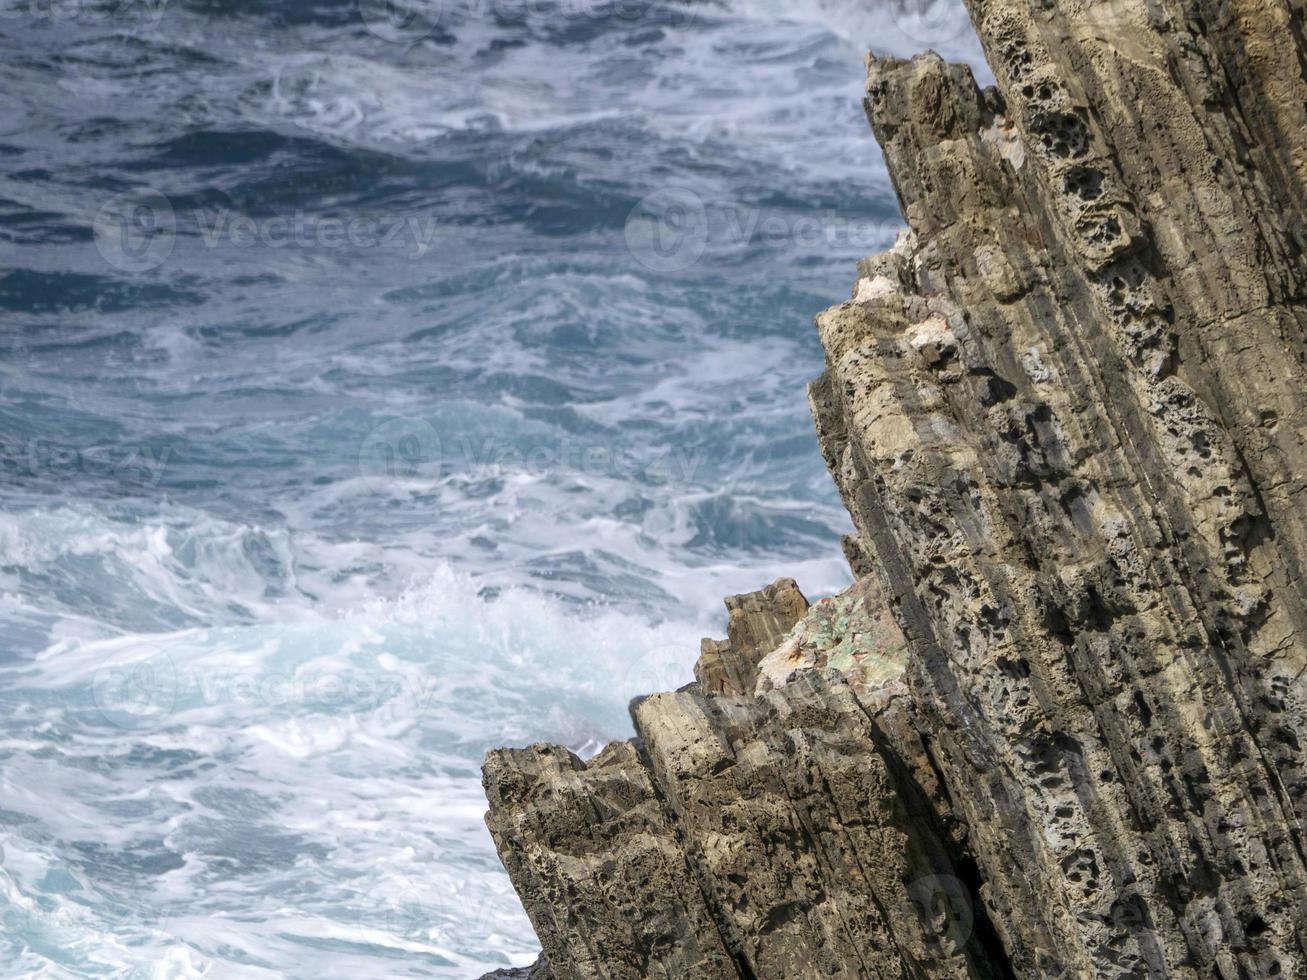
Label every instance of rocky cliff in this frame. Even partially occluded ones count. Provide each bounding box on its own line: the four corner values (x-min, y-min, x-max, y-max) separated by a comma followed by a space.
480, 0, 1307, 975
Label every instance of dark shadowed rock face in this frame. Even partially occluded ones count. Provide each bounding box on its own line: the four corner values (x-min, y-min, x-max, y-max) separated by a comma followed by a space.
481, 0, 1307, 975
479, 956, 552, 979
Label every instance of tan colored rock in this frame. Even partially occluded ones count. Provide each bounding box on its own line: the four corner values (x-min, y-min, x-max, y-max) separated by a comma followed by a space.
483, 0, 1307, 975
482, 740, 741, 980
693, 577, 810, 696
485, 578, 1006, 978
631, 671, 1004, 980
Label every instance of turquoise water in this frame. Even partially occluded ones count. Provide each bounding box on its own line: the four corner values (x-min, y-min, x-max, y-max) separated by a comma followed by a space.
0, 1, 983, 975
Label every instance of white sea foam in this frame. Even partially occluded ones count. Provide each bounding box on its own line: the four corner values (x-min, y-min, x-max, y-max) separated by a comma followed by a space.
3, 517, 717, 975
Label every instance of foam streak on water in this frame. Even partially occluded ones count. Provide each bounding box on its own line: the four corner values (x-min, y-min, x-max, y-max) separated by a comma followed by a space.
0, 0, 983, 974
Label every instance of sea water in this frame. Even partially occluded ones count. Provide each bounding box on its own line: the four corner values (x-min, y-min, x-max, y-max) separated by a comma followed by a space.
0, 0, 984, 975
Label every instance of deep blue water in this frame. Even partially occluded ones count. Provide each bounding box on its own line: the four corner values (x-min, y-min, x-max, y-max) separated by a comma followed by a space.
0, 0, 982, 975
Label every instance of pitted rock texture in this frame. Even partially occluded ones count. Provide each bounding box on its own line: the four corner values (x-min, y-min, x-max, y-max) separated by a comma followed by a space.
485, 581, 1005, 979
478, 957, 551, 980
483, 739, 741, 980
483, 0, 1307, 976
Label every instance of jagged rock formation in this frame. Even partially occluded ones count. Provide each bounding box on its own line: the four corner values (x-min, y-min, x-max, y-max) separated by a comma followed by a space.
481, 0, 1307, 975
483, 581, 1006, 980
478, 960, 551, 980
693, 577, 811, 696
480, 966, 551, 980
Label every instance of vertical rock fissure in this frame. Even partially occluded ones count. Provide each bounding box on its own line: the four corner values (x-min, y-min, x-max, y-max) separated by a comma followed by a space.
629, 728, 757, 980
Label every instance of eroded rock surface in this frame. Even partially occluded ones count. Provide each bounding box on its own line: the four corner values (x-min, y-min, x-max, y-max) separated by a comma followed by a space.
694, 577, 810, 696
484, 580, 1005, 979
482, 0, 1307, 975
478, 957, 551, 980
755, 573, 908, 696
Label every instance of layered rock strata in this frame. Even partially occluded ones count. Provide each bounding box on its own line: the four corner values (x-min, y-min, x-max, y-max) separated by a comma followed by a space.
481, 0, 1307, 975
484, 579, 1007, 979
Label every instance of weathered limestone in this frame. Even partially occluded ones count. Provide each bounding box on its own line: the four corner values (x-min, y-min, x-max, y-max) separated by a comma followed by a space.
482, 0, 1307, 975
755, 574, 908, 696
694, 577, 810, 696
483, 739, 740, 980
479, 958, 551, 980
484, 580, 1006, 979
